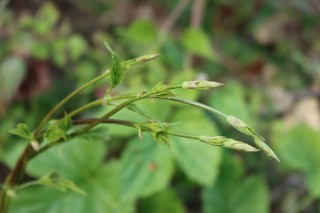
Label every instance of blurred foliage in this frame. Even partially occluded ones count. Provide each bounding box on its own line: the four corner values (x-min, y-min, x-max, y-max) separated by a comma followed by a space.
0, 0, 320, 212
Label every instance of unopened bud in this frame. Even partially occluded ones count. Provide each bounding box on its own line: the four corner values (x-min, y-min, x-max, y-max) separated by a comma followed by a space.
123, 54, 160, 68
199, 136, 226, 145
199, 136, 259, 152
182, 80, 223, 90
254, 138, 280, 163
222, 139, 259, 152
31, 140, 40, 152
226, 115, 266, 142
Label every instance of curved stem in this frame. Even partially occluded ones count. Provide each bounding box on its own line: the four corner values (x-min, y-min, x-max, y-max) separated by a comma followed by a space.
16, 181, 39, 191
69, 99, 103, 117
157, 97, 227, 118
34, 70, 110, 136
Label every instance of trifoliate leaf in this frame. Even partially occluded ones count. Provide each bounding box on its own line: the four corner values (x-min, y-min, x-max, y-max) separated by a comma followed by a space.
38, 172, 86, 196
9, 123, 33, 141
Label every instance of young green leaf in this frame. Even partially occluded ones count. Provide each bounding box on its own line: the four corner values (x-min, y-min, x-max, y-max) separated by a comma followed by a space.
44, 114, 72, 143
105, 42, 126, 89
149, 81, 175, 98
38, 172, 86, 196
9, 123, 33, 141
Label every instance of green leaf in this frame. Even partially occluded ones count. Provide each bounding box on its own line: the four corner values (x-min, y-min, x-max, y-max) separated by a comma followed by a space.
139, 189, 186, 213
11, 161, 134, 213
38, 172, 86, 196
68, 35, 88, 60
272, 124, 320, 172
306, 170, 320, 197
148, 80, 174, 98
121, 134, 174, 199
11, 129, 135, 213
117, 19, 157, 45
44, 114, 72, 143
203, 176, 269, 213
105, 42, 126, 89
9, 123, 33, 141
0, 57, 26, 103
272, 123, 320, 197
34, 2, 59, 35
181, 28, 216, 60
170, 108, 222, 187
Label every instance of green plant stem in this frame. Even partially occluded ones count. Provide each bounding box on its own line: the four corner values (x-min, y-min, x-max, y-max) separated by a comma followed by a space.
68, 85, 182, 118
165, 131, 199, 140
34, 70, 110, 137
69, 99, 103, 117
157, 97, 227, 118
0, 189, 10, 213
68, 93, 139, 117
73, 118, 136, 128
73, 118, 201, 141
16, 181, 39, 191
0, 144, 33, 213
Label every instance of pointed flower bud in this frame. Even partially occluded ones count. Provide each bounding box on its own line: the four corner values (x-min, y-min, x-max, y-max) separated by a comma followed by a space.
254, 138, 280, 163
199, 136, 259, 152
222, 139, 260, 152
226, 115, 266, 141
182, 80, 223, 90
123, 54, 160, 68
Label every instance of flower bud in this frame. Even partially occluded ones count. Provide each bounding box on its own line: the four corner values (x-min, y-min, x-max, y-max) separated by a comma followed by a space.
254, 138, 280, 163
199, 136, 259, 152
222, 139, 259, 152
31, 140, 40, 152
226, 115, 266, 142
199, 136, 226, 145
182, 80, 223, 90
123, 54, 160, 68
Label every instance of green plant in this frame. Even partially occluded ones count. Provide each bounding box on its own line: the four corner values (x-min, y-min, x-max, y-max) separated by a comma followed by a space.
0, 44, 279, 213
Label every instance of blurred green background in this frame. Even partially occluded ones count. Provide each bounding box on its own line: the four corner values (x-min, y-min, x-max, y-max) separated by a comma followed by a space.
0, 0, 320, 212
